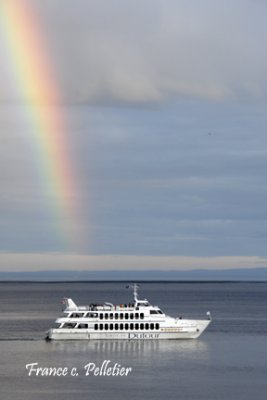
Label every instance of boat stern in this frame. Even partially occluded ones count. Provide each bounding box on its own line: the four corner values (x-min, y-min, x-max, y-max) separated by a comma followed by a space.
45, 329, 53, 341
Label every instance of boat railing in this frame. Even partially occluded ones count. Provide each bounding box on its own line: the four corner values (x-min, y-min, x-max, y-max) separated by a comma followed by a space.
77, 303, 137, 312
78, 306, 91, 311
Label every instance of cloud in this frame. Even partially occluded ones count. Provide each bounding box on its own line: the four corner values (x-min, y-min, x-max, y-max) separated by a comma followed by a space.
1, 1, 267, 270
1, 0, 267, 105
0, 251, 267, 272
1, 100, 267, 258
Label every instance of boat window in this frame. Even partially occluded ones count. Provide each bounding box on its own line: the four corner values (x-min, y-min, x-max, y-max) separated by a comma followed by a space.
145, 323, 149, 330
150, 323, 154, 330
110, 324, 113, 330
115, 323, 119, 330
105, 313, 109, 320
137, 302, 149, 307
120, 323, 124, 330
78, 323, 88, 329
130, 323, 134, 330
110, 313, 113, 320
130, 313, 134, 320
87, 312, 98, 318
63, 323, 76, 329
135, 313, 139, 319
100, 324, 103, 330
94, 324, 98, 330
125, 313, 129, 320
140, 323, 144, 330
135, 323, 139, 330
140, 313, 144, 319
156, 323, 160, 330
125, 323, 129, 330
115, 313, 119, 320
120, 313, 124, 320
105, 323, 108, 330
157, 310, 163, 314
70, 313, 83, 318
99, 313, 103, 320
150, 310, 158, 315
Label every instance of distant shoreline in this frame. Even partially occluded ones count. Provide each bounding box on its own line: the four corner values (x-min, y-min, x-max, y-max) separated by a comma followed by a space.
0, 267, 267, 282
1, 280, 265, 282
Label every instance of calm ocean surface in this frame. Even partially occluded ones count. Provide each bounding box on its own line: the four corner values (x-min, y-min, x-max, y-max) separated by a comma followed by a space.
0, 281, 267, 400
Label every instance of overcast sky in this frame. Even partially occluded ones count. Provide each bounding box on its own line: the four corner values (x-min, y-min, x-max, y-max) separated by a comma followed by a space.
1, 0, 267, 273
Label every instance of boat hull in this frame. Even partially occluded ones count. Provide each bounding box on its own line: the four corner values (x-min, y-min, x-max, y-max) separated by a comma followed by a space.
47, 320, 210, 341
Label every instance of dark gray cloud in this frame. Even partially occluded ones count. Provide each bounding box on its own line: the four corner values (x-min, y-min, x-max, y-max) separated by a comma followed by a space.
1, 96, 267, 260
62, 99, 267, 258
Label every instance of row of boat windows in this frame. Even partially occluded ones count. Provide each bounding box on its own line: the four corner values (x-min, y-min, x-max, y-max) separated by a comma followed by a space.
62, 323, 160, 330
94, 323, 160, 331
69, 312, 145, 320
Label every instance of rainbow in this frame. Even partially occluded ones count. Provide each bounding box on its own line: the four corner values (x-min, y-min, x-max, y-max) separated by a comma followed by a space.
0, 0, 83, 250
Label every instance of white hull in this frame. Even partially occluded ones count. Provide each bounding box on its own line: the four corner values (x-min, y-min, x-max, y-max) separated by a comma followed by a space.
47, 320, 210, 341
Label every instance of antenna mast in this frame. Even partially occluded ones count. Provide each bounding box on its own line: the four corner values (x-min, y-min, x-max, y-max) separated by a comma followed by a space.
133, 283, 139, 303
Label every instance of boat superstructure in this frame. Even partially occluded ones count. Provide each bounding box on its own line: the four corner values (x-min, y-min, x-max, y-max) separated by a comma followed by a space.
46, 284, 211, 340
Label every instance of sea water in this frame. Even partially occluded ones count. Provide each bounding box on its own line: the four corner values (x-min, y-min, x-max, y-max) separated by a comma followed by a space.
0, 281, 266, 400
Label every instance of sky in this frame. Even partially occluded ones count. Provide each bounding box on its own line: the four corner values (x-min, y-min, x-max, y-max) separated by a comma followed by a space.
1, 0, 267, 275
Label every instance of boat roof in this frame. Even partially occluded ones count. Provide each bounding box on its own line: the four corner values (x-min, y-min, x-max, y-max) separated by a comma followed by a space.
62, 284, 160, 312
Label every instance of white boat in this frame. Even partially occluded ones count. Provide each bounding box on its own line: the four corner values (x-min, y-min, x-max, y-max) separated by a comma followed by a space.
46, 284, 211, 340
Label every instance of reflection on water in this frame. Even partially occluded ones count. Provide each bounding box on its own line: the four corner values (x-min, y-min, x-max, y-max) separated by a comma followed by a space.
49, 338, 209, 360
